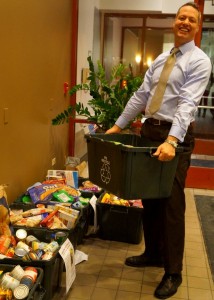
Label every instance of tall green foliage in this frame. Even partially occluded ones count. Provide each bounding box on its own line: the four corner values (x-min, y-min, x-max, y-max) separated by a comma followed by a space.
52, 56, 143, 130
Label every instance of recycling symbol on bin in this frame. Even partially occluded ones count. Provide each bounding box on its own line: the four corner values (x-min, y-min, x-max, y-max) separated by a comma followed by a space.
100, 156, 111, 184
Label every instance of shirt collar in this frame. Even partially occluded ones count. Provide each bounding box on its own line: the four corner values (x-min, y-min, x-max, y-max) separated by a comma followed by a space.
177, 40, 195, 55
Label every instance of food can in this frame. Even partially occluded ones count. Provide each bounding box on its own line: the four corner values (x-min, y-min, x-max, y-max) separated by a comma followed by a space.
13, 284, 29, 300
42, 251, 53, 260
55, 231, 67, 245
15, 229, 27, 241
10, 265, 25, 281
1, 273, 20, 291
31, 241, 48, 251
44, 241, 59, 253
25, 235, 39, 247
35, 249, 45, 259
22, 253, 31, 261
0, 287, 13, 300
28, 251, 38, 261
0, 236, 11, 255
14, 248, 28, 258
28, 249, 44, 260
20, 276, 34, 289
24, 267, 38, 282
16, 241, 30, 253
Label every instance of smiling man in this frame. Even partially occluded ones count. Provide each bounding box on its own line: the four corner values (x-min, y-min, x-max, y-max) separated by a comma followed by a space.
106, 2, 212, 299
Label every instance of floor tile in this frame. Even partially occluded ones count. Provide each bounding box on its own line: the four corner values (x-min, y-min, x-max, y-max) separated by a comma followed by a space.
187, 276, 211, 289
100, 265, 123, 278
91, 287, 117, 300
96, 275, 120, 289
188, 287, 213, 300
122, 266, 144, 281
116, 290, 141, 300
186, 265, 209, 278
66, 285, 94, 299
118, 278, 142, 293
73, 273, 98, 286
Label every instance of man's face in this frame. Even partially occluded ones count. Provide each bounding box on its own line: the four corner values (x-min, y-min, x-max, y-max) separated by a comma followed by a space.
173, 6, 200, 46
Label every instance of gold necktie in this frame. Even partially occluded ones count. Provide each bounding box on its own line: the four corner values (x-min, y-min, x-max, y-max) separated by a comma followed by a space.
149, 48, 179, 114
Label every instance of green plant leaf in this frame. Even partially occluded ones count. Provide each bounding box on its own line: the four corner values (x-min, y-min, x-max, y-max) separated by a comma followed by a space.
52, 56, 143, 130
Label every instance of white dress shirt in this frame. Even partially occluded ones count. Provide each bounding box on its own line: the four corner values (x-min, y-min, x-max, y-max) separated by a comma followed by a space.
116, 40, 212, 142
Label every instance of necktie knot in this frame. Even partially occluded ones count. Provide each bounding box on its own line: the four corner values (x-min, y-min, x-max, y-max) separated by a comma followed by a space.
171, 47, 180, 55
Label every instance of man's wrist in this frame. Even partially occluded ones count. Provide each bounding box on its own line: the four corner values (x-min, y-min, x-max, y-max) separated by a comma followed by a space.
164, 139, 178, 148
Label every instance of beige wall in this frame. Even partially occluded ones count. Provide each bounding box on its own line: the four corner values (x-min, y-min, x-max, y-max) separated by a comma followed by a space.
0, 0, 72, 202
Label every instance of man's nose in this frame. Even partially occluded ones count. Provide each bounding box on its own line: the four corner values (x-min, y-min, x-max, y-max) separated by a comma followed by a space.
183, 18, 190, 25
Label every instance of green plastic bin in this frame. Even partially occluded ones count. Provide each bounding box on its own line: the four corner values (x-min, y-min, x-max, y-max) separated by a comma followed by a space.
85, 133, 182, 200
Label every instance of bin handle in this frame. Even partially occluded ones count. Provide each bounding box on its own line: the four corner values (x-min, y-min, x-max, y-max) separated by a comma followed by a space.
149, 147, 158, 157
110, 206, 128, 214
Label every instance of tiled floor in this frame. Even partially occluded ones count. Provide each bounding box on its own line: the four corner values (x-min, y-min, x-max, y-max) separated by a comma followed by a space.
54, 188, 214, 300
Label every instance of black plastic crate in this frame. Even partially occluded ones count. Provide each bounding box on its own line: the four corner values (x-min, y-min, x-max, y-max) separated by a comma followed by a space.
0, 227, 67, 300
96, 194, 143, 244
10, 202, 80, 250
0, 264, 45, 300
85, 133, 182, 200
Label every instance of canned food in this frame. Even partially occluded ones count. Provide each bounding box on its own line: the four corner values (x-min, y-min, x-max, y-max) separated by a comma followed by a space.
14, 248, 27, 258
35, 249, 45, 259
55, 231, 67, 244
13, 284, 29, 300
22, 253, 31, 261
1, 273, 20, 291
20, 276, 34, 289
15, 229, 27, 241
10, 265, 25, 281
25, 235, 39, 247
42, 251, 53, 260
28, 251, 38, 261
44, 241, 59, 253
24, 267, 38, 282
16, 241, 30, 253
31, 241, 48, 251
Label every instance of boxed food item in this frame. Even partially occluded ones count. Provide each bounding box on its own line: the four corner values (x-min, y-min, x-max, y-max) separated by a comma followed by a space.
85, 134, 182, 200
46, 170, 79, 189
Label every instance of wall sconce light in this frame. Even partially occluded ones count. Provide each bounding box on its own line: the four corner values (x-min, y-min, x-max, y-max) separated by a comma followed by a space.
146, 57, 153, 67
212, 0, 214, 6
135, 54, 141, 64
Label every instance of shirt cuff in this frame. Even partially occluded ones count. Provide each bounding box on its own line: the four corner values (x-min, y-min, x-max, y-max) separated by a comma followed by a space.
169, 124, 186, 143
115, 116, 128, 129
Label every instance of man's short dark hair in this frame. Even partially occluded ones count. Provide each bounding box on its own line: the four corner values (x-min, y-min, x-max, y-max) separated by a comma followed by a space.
177, 2, 201, 23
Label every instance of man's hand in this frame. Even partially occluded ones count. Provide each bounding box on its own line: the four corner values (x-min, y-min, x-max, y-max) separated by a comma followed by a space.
105, 125, 121, 134
152, 142, 176, 161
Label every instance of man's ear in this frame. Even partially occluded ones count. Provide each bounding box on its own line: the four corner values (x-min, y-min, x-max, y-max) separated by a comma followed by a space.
196, 24, 200, 33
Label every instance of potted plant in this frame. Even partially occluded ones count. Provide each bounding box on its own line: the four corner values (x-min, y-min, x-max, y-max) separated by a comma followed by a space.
52, 56, 143, 131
